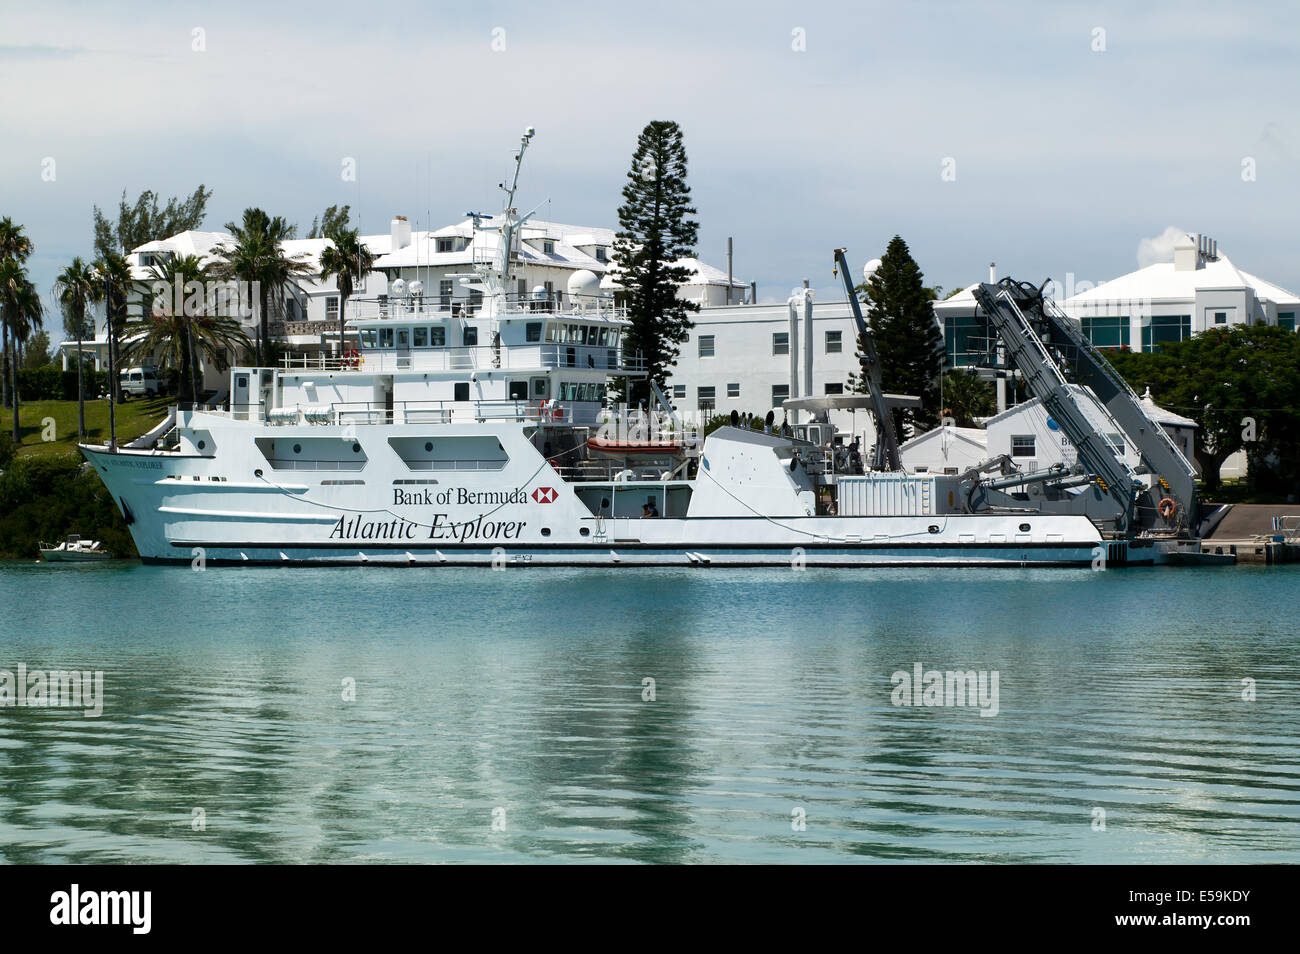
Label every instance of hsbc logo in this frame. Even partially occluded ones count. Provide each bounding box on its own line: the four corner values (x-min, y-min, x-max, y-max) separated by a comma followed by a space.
531, 487, 558, 504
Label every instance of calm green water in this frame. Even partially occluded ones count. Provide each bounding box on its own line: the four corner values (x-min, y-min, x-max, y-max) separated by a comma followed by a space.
0, 562, 1297, 864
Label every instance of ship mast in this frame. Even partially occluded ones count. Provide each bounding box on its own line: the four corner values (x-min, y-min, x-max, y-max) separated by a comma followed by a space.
493, 126, 536, 304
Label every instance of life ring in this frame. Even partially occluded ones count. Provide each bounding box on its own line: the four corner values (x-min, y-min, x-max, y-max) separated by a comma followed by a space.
1158, 497, 1177, 519
343, 349, 362, 369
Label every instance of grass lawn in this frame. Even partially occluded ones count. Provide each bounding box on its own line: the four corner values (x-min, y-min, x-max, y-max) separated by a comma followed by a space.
8, 397, 173, 459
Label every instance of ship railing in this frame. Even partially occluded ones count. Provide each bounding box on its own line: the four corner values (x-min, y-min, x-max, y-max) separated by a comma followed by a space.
347, 293, 628, 322
278, 353, 354, 371
322, 344, 642, 374
262, 458, 367, 472
329, 399, 575, 426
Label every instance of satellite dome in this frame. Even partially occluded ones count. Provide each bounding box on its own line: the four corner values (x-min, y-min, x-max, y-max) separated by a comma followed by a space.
864, 259, 883, 281
531, 284, 548, 299
567, 269, 600, 299
408, 280, 423, 297
390, 278, 407, 297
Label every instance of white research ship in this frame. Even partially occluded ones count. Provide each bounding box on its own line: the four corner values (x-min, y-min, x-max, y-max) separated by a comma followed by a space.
81, 130, 1105, 567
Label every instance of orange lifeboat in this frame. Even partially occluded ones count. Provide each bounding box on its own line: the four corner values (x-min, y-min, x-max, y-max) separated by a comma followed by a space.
588, 436, 683, 457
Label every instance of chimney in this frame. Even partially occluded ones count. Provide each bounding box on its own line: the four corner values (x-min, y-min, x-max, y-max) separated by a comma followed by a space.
391, 215, 411, 251
1173, 233, 1198, 271
989, 262, 996, 283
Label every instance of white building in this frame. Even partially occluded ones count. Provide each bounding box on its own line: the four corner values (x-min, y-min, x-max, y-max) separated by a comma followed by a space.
58, 215, 744, 393
898, 425, 988, 474
664, 296, 873, 442
1060, 233, 1300, 351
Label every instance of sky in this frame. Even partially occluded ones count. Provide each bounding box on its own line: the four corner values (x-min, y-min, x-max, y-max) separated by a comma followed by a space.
3, 0, 1298, 313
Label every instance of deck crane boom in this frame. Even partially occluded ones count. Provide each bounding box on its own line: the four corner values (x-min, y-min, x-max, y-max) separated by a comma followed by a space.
832, 248, 902, 471
972, 278, 1199, 536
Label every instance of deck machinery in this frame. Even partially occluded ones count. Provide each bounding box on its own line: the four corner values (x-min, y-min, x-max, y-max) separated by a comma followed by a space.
969, 279, 1199, 539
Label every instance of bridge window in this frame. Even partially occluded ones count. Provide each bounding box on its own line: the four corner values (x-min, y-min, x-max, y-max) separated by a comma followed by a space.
413, 327, 428, 347
525, 322, 542, 342
454, 382, 470, 401
464, 326, 478, 346
379, 327, 394, 348
430, 327, 446, 347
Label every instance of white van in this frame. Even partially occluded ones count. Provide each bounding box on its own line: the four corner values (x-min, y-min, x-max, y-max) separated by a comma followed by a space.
120, 366, 161, 398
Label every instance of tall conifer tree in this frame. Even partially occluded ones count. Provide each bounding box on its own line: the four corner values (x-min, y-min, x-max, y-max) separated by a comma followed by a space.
854, 236, 944, 434
610, 121, 699, 406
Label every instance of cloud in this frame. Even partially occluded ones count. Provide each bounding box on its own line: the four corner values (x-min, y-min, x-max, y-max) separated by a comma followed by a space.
1136, 227, 1187, 268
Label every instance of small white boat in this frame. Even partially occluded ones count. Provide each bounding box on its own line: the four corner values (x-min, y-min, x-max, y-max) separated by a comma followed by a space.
39, 535, 112, 562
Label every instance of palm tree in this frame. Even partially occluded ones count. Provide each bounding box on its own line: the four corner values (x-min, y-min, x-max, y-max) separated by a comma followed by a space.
54, 258, 103, 441
94, 252, 134, 401
121, 255, 250, 403
94, 251, 136, 449
0, 217, 33, 411
0, 260, 43, 443
212, 208, 311, 366
318, 226, 376, 357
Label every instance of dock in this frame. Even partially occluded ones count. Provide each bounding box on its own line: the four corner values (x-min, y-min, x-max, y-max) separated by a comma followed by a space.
1199, 504, 1300, 565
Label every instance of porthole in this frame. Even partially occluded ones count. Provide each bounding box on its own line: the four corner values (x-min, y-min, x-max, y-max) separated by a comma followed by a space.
928, 525, 940, 534
424, 441, 433, 452
1019, 523, 1031, 532
541, 527, 551, 537
197, 439, 207, 450
352, 443, 362, 453
579, 527, 590, 536
293, 443, 302, 454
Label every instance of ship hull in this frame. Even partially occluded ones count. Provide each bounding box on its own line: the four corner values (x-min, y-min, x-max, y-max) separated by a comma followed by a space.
81, 415, 1108, 569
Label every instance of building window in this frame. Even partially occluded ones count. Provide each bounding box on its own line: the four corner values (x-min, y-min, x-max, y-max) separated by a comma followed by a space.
1280, 312, 1296, 332
463, 326, 478, 347
595, 247, 606, 263
825, 330, 842, 353
325, 296, 339, 321
436, 238, 454, 253
944, 312, 994, 367
1214, 311, 1227, 325
673, 384, 686, 399
772, 332, 789, 356
698, 386, 716, 411
698, 334, 715, 358
1010, 435, 1036, 457
727, 382, 740, 398
772, 384, 790, 406
1081, 315, 1129, 350
439, 279, 453, 308
1141, 315, 1190, 352
825, 382, 844, 395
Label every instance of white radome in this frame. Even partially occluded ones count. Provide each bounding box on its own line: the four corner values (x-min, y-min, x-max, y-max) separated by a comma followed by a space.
409, 280, 423, 297
390, 278, 407, 297
864, 259, 883, 281
567, 269, 600, 299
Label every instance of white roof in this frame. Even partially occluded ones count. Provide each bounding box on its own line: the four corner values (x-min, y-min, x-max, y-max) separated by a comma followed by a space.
899, 425, 987, 451
1064, 251, 1300, 308
1138, 387, 1197, 428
